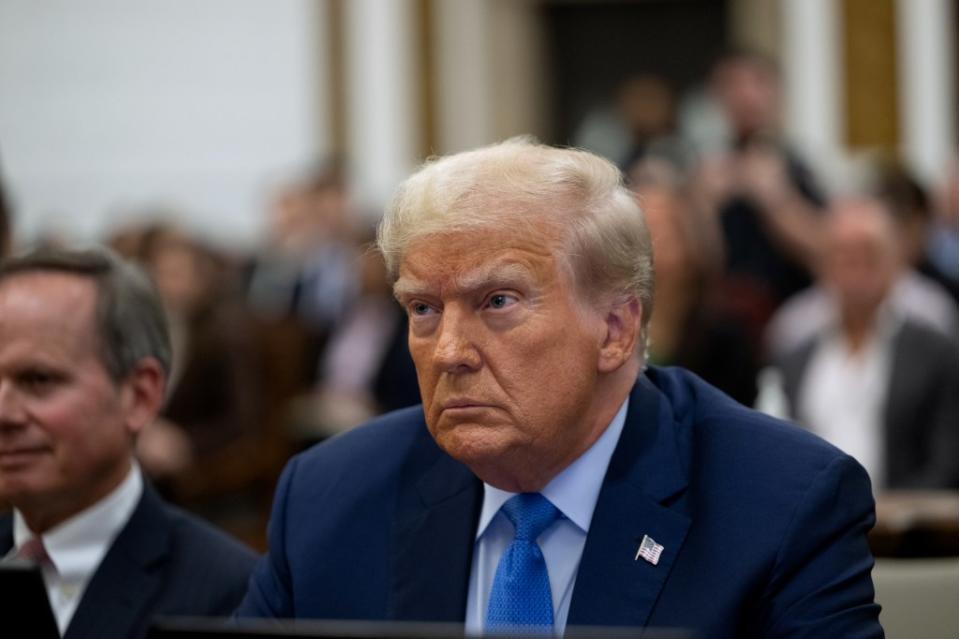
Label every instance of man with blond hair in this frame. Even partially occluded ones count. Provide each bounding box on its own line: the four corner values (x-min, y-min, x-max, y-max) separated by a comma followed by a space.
238, 140, 882, 638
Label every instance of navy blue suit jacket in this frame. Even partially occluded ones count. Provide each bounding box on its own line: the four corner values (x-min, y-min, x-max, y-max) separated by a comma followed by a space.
1, 481, 257, 639
238, 367, 882, 638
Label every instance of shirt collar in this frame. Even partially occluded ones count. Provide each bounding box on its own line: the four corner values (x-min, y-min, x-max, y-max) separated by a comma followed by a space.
14, 461, 143, 580
822, 291, 903, 352
475, 397, 630, 538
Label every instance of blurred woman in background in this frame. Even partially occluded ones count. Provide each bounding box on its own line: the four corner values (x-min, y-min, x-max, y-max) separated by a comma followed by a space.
632, 159, 759, 406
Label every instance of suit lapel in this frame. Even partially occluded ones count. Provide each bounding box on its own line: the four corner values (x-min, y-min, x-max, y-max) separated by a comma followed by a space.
389, 431, 482, 622
568, 373, 691, 628
0, 513, 12, 555
64, 484, 170, 639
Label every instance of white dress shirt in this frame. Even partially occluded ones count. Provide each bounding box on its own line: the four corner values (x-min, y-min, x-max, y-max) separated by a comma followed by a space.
11, 462, 143, 636
465, 398, 629, 635
798, 311, 900, 490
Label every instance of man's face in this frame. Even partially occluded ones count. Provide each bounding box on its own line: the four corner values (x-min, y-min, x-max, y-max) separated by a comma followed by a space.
0, 272, 137, 523
822, 203, 900, 318
714, 59, 779, 137
394, 223, 611, 491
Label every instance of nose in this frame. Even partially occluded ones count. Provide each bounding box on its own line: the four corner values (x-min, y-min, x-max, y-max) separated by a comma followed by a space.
0, 381, 27, 431
433, 306, 482, 374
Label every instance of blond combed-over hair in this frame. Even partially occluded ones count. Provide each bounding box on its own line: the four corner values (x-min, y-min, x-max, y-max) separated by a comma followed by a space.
376, 137, 655, 346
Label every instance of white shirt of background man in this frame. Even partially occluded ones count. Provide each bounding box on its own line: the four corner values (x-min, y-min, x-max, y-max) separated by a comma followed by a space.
10, 462, 143, 635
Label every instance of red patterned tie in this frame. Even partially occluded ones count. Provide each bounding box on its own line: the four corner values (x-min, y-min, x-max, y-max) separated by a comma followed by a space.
15, 537, 52, 567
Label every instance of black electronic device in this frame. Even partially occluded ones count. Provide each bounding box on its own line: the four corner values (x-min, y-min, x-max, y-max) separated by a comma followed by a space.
0, 560, 59, 639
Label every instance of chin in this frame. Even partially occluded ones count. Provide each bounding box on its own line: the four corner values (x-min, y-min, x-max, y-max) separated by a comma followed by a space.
433, 421, 512, 462
433, 424, 538, 488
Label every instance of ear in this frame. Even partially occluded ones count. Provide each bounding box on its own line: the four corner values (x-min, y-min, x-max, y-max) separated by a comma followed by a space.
597, 297, 643, 374
119, 358, 167, 436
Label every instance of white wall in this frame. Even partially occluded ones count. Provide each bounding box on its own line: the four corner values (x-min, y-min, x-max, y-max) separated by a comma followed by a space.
0, 0, 325, 247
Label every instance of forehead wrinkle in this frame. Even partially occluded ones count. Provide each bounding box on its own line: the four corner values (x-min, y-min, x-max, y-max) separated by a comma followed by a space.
453, 261, 536, 294
393, 258, 543, 302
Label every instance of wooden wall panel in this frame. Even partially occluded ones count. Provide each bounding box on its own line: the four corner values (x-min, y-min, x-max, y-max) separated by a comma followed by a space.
842, 0, 899, 151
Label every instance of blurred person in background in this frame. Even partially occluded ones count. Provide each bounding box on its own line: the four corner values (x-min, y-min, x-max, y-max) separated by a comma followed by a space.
928, 160, 959, 285
245, 166, 421, 454
244, 165, 363, 406
878, 163, 959, 305
247, 165, 359, 333
773, 197, 959, 490
631, 160, 758, 405
296, 241, 420, 440
616, 73, 691, 175
766, 167, 959, 360
0, 247, 256, 638
693, 49, 826, 344
134, 224, 263, 491
106, 222, 150, 262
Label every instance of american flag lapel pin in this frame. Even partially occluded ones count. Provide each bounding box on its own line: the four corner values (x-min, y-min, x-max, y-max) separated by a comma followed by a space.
635, 534, 664, 566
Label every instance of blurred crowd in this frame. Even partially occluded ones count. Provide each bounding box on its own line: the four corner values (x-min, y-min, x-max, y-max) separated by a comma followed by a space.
619, 49, 959, 495
2, 49, 959, 548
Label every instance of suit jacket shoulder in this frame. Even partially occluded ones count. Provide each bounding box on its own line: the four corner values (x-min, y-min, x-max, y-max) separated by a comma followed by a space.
239, 405, 482, 621
65, 482, 257, 639
884, 320, 959, 488
775, 318, 959, 488
619, 368, 881, 638
240, 368, 881, 638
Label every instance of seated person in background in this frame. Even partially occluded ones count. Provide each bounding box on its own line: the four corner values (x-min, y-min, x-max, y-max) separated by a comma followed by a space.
244, 168, 366, 428
929, 159, 959, 283
877, 162, 959, 305
695, 49, 827, 344
774, 197, 959, 490
135, 225, 262, 483
631, 162, 758, 406
303, 246, 420, 438
0, 248, 257, 638
766, 167, 959, 360
238, 139, 882, 638
246, 166, 360, 333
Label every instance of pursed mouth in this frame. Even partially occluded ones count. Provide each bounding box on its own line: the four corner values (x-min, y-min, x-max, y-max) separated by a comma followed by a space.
440, 400, 495, 411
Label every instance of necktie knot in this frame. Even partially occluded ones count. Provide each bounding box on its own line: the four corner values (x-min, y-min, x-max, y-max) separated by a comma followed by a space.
15, 537, 52, 567
501, 493, 559, 542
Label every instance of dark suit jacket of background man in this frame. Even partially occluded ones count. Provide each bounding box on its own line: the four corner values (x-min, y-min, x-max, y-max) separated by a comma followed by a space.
1, 482, 257, 639
778, 319, 959, 489
238, 366, 882, 638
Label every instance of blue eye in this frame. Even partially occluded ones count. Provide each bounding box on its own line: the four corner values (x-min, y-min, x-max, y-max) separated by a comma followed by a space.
487, 294, 517, 310
410, 302, 434, 316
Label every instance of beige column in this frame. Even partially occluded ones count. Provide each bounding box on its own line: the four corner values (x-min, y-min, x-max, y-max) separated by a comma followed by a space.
780, 0, 844, 167
432, 0, 494, 154
896, 0, 956, 185
343, 0, 421, 213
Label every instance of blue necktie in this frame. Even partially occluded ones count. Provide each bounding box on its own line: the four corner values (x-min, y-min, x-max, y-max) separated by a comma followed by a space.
486, 493, 560, 633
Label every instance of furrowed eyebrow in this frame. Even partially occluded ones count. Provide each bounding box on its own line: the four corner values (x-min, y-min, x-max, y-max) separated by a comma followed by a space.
392, 279, 426, 301
455, 263, 531, 293
393, 262, 534, 301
